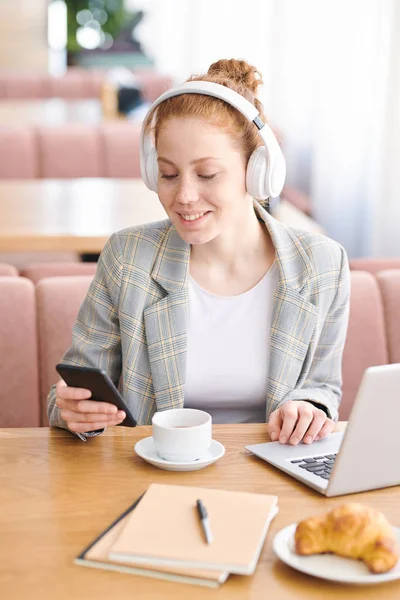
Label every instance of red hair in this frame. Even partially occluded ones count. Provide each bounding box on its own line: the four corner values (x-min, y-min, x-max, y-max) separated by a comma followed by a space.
144, 59, 268, 165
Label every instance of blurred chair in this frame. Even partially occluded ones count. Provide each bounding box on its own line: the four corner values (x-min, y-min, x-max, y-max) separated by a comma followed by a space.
49, 68, 93, 99
349, 258, 400, 275
0, 277, 40, 427
340, 271, 388, 420
0, 69, 174, 101
36, 276, 92, 425
376, 270, 400, 364
89, 70, 109, 98
102, 122, 142, 177
21, 262, 97, 284
0, 264, 18, 276
0, 252, 80, 272
0, 126, 38, 178
38, 124, 103, 178
0, 71, 49, 98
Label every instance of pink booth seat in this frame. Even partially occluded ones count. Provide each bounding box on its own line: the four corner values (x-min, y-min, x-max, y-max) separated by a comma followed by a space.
376, 270, 400, 364
36, 276, 93, 425
0, 69, 174, 101
48, 68, 173, 101
0, 277, 40, 427
0, 252, 80, 272
0, 71, 49, 98
21, 262, 97, 284
349, 258, 400, 275
0, 264, 18, 276
340, 271, 388, 420
37, 124, 104, 178
0, 126, 38, 178
49, 70, 95, 99
102, 121, 142, 177
88, 71, 108, 98
87, 69, 174, 102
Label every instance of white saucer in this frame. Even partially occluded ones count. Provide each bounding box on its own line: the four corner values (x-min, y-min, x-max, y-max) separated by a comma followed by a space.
134, 436, 225, 471
273, 523, 400, 584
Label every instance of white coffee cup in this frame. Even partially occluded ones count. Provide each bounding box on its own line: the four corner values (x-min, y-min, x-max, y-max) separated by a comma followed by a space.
152, 408, 212, 462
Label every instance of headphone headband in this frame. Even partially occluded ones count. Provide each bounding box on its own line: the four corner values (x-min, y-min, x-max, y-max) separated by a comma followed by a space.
145, 80, 260, 122
140, 80, 286, 199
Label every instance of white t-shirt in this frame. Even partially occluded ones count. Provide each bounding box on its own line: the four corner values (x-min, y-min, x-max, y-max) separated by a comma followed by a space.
184, 262, 279, 423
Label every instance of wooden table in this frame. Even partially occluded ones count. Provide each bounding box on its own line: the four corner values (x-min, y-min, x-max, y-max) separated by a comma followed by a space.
0, 99, 103, 125
1, 424, 398, 599
0, 179, 325, 253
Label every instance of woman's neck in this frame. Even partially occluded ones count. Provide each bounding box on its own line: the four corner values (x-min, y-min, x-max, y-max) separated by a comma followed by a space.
189, 204, 276, 296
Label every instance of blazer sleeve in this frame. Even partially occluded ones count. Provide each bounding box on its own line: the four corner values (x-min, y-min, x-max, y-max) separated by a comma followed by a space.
277, 245, 350, 422
47, 233, 123, 436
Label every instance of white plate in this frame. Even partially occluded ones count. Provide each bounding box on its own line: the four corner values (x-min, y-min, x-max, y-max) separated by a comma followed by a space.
273, 523, 400, 584
134, 436, 225, 471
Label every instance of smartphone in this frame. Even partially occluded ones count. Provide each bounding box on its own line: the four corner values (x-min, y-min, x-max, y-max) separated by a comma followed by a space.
56, 363, 137, 427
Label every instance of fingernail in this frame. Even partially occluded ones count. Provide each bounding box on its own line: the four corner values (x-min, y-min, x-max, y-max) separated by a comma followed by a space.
270, 432, 277, 441
117, 411, 126, 420
290, 437, 299, 445
305, 435, 313, 444
280, 436, 287, 444
315, 435, 320, 441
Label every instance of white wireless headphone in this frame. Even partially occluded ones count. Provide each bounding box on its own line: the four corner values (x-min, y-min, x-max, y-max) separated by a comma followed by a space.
139, 80, 286, 200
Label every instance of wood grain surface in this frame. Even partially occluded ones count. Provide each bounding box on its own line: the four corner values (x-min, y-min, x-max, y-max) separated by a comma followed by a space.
1, 423, 399, 599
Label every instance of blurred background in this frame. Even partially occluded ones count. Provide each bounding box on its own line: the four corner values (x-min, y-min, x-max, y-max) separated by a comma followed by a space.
0, 0, 399, 268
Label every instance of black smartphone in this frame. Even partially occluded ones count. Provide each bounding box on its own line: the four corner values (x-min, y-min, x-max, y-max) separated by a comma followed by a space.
55, 363, 137, 427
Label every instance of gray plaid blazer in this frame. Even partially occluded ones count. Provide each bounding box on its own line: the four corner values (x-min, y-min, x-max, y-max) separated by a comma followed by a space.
48, 202, 350, 430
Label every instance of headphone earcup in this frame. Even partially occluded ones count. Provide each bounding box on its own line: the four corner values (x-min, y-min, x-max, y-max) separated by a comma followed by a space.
144, 147, 159, 192
246, 146, 269, 200
246, 145, 286, 200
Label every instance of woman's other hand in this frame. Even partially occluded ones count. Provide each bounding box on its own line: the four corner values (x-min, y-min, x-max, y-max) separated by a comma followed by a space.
267, 400, 335, 445
55, 379, 126, 434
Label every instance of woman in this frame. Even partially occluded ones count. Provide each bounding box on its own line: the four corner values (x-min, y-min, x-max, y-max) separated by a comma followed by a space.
48, 59, 350, 445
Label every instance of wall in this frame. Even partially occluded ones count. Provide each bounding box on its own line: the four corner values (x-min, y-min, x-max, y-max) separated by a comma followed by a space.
0, 0, 48, 70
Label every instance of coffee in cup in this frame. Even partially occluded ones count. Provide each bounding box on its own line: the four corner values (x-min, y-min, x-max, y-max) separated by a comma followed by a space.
152, 408, 212, 462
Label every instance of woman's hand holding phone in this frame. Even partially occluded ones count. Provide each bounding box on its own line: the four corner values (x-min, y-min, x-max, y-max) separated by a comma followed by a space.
55, 379, 126, 434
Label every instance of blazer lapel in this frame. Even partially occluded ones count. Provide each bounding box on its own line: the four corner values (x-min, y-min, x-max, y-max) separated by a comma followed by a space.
143, 225, 190, 412
254, 203, 319, 416
143, 205, 319, 417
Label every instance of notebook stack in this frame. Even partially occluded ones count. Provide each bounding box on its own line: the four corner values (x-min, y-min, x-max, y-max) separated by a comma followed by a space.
75, 483, 279, 588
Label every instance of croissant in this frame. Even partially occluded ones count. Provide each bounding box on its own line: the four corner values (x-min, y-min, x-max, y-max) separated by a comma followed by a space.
295, 503, 399, 574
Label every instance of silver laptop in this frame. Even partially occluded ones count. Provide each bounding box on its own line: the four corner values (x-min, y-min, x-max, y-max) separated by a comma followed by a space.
245, 364, 400, 496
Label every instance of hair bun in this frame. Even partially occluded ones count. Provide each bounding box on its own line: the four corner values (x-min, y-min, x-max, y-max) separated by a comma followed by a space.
207, 58, 263, 96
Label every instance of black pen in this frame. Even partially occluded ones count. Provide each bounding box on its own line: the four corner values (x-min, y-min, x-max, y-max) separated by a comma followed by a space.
196, 499, 213, 544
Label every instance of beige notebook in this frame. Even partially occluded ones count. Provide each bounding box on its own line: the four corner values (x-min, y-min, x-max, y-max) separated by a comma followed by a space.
75, 497, 229, 588
109, 484, 278, 575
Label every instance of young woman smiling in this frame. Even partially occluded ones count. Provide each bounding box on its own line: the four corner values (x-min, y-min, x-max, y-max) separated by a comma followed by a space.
49, 59, 350, 446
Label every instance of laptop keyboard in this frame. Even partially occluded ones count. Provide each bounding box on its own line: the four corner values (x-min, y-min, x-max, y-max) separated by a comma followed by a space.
290, 454, 337, 479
